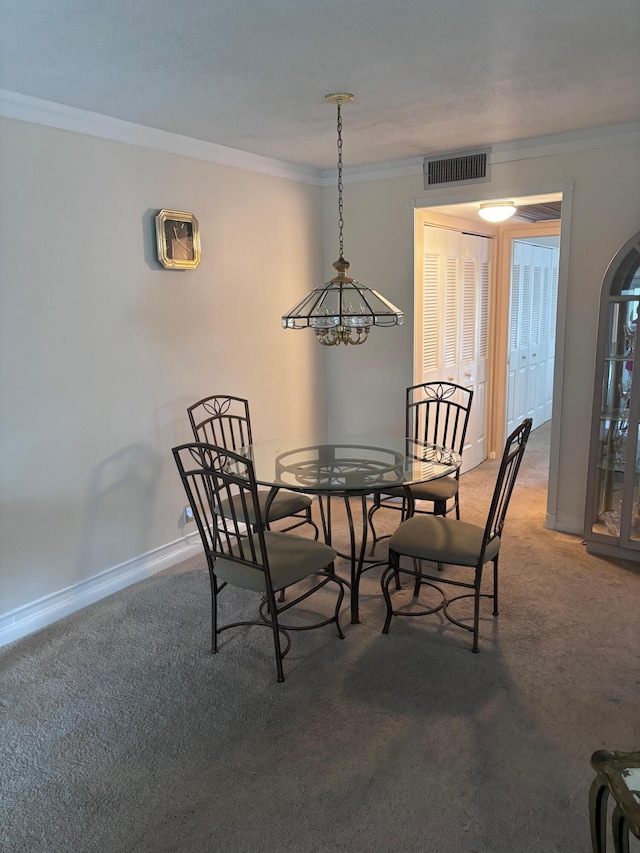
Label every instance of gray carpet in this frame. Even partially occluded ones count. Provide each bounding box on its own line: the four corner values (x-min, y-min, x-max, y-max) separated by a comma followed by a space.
2, 423, 639, 852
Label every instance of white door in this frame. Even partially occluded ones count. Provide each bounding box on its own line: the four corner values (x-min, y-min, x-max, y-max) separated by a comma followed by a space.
506, 247, 528, 434
417, 225, 492, 472
507, 240, 559, 432
546, 255, 559, 422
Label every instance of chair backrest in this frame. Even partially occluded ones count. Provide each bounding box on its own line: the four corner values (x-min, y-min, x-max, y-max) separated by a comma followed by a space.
406, 382, 473, 457
480, 418, 532, 561
187, 395, 253, 450
173, 441, 272, 579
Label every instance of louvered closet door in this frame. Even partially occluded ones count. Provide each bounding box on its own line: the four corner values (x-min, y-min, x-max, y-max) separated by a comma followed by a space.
420, 225, 491, 473
460, 232, 490, 470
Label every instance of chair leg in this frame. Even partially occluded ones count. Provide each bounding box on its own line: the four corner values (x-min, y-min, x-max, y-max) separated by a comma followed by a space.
432, 499, 447, 572
254, 519, 287, 606
612, 805, 631, 853
208, 561, 218, 654
380, 551, 400, 634
412, 558, 422, 596
266, 589, 285, 683
493, 555, 499, 615
380, 569, 393, 634
589, 776, 609, 853
472, 565, 483, 653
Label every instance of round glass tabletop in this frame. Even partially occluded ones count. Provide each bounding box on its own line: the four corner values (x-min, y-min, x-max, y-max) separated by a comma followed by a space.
237, 434, 461, 494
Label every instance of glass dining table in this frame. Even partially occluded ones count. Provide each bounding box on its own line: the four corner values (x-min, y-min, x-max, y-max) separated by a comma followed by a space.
236, 434, 462, 624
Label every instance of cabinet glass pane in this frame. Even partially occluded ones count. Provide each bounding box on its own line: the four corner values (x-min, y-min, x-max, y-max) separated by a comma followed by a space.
592, 417, 625, 537
593, 299, 638, 538
601, 300, 636, 414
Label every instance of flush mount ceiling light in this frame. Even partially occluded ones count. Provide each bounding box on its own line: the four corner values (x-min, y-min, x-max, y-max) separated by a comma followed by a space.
282, 93, 404, 346
477, 202, 517, 223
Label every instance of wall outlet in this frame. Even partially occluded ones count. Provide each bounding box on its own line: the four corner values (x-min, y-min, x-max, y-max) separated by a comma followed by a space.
179, 505, 195, 527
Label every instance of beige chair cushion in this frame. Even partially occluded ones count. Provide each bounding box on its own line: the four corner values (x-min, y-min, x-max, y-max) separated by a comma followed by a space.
214, 531, 336, 592
217, 490, 312, 526
385, 475, 459, 503
389, 514, 500, 566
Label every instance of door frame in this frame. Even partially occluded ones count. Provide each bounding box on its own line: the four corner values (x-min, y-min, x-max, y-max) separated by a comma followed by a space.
412, 180, 574, 532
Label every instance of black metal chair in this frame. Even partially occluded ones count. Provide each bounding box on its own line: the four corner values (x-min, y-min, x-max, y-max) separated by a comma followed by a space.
381, 418, 532, 653
187, 395, 318, 539
173, 442, 345, 682
368, 382, 473, 555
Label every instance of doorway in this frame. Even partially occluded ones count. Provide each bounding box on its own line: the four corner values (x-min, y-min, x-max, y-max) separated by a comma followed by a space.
412, 188, 573, 529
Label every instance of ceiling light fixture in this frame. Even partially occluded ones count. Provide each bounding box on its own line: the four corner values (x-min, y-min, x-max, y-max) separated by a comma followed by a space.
478, 202, 517, 223
282, 93, 404, 346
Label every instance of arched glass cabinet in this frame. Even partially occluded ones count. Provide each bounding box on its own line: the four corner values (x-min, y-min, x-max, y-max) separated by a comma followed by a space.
585, 230, 640, 560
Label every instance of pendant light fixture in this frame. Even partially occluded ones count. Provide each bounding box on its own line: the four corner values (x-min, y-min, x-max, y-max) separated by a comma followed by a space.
282, 93, 404, 346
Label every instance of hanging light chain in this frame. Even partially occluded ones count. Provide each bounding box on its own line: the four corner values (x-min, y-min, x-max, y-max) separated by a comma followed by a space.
280, 92, 403, 346
336, 100, 344, 260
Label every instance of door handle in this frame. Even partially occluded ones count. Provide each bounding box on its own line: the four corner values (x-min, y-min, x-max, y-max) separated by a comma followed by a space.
522, 355, 526, 360
533, 352, 537, 357
464, 371, 472, 378
447, 376, 454, 381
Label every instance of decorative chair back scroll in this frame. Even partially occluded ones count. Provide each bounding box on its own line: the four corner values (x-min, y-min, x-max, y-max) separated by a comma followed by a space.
186, 394, 318, 538
368, 381, 473, 555
187, 395, 253, 452
408, 382, 474, 461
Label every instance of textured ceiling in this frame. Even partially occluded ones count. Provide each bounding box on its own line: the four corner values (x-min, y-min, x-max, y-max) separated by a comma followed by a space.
2, 0, 639, 170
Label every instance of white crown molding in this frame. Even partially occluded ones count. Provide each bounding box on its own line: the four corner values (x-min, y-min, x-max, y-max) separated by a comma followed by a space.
0, 531, 203, 648
490, 123, 640, 163
321, 157, 425, 186
0, 89, 324, 186
323, 122, 640, 184
2, 90, 637, 189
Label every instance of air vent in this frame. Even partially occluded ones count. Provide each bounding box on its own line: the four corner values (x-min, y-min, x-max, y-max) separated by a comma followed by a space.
424, 147, 491, 189
514, 201, 562, 223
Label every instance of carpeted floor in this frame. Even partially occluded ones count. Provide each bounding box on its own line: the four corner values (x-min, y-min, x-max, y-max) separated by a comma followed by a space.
1, 423, 639, 852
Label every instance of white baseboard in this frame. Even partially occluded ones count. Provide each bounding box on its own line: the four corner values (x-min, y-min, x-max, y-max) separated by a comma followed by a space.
544, 511, 584, 536
0, 532, 203, 649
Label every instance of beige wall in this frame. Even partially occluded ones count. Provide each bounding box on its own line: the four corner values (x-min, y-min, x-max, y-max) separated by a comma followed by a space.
2, 114, 639, 636
0, 117, 326, 618
324, 134, 640, 531
324, 174, 418, 436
